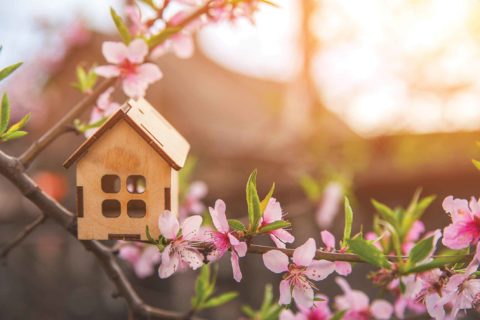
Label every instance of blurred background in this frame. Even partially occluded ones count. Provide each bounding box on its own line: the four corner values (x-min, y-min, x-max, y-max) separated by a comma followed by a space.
1, 0, 480, 319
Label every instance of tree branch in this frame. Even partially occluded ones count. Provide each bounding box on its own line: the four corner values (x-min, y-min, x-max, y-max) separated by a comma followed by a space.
1, 213, 46, 259
19, 78, 116, 169
0, 150, 201, 319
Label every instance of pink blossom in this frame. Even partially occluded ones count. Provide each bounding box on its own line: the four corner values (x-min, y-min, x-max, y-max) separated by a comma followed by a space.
414, 269, 448, 319
263, 238, 335, 309
279, 294, 332, 320
388, 275, 425, 319
85, 87, 120, 138
315, 181, 343, 228
259, 198, 294, 248
207, 199, 247, 282
95, 39, 162, 98
118, 242, 161, 278
335, 277, 393, 320
442, 196, 480, 249
126, 5, 149, 36
158, 211, 204, 278
402, 220, 425, 255
179, 181, 208, 221
150, 11, 198, 60
320, 230, 352, 276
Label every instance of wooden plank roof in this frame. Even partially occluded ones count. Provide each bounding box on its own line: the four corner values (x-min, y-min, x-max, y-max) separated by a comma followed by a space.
63, 98, 190, 170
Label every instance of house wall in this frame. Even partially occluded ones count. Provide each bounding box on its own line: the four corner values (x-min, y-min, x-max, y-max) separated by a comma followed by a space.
76, 119, 176, 240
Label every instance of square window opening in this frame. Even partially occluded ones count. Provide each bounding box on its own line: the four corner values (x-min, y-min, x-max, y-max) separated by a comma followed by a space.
127, 200, 146, 218
127, 175, 146, 194
102, 199, 121, 218
102, 175, 121, 193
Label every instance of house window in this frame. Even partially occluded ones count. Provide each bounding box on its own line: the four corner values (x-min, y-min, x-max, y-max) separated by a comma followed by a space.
127, 200, 146, 218
127, 175, 146, 194
102, 199, 121, 218
102, 175, 120, 193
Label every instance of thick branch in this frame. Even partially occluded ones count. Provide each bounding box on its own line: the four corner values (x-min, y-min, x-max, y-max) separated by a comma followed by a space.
1, 213, 46, 259
0, 150, 198, 319
19, 78, 116, 168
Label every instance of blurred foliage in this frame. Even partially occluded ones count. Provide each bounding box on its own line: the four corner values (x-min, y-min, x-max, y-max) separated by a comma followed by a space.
241, 284, 283, 320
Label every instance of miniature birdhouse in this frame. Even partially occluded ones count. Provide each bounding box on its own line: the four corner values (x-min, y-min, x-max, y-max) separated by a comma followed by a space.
63, 98, 190, 240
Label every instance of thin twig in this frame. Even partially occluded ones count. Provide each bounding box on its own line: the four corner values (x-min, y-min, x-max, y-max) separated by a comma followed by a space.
1, 213, 46, 259
19, 78, 116, 169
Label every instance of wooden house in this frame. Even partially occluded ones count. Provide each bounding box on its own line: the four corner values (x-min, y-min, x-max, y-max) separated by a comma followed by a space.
63, 98, 190, 240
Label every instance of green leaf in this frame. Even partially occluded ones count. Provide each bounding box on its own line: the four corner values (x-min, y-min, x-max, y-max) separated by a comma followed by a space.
228, 219, 247, 232
5, 113, 30, 135
349, 237, 390, 268
1, 130, 27, 141
259, 284, 274, 315
408, 235, 435, 266
331, 310, 347, 320
371, 199, 398, 227
192, 265, 210, 308
299, 174, 322, 201
405, 255, 465, 274
0, 94, 10, 134
473, 159, 480, 171
246, 169, 261, 231
259, 220, 290, 233
110, 7, 131, 44
202, 292, 238, 309
411, 195, 436, 221
145, 225, 155, 243
241, 305, 256, 317
0, 62, 22, 82
259, 0, 279, 7
260, 182, 275, 214
147, 27, 181, 49
343, 197, 353, 245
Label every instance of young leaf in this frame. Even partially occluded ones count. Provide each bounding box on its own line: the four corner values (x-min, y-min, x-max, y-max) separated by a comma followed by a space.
110, 7, 131, 44
4, 113, 30, 135
0, 62, 22, 82
202, 292, 238, 309
148, 27, 181, 49
192, 264, 210, 308
246, 170, 261, 231
259, 220, 290, 233
408, 235, 435, 266
349, 238, 390, 268
405, 255, 465, 274
259, 284, 274, 314
371, 199, 398, 227
2, 130, 27, 141
0, 94, 10, 134
331, 310, 347, 320
343, 197, 353, 244
228, 219, 247, 232
260, 182, 275, 214
259, 0, 279, 7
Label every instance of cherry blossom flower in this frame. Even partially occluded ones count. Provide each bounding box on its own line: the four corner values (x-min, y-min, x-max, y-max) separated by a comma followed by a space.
335, 277, 393, 320
414, 269, 449, 319
95, 39, 162, 98
402, 220, 425, 255
158, 211, 204, 278
262, 238, 335, 309
315, 181, 343, 228
259, 198, 294, 248
150, 11, 198, 60
85, 87, 120, 138
125, 5, 149, 36
442, 196, 480, 250
118, 242, 161, 278
388, 275, 425, 319
279, 294, 332, 320
207, 199, 247, 282
179, 181, 208, 221
320, 230, 352, 276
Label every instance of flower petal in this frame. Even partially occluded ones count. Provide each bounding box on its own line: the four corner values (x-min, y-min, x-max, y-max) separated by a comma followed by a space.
293, 238, 316, 267
209, 199, 230, 232
102, 41, 128, 64
158, 210, 179, 239
158, 251, 179, 278
234, 241, 247, 257
292, 283, 314, 309
178, 247, 203, 270
172, 34, 194, 59
279, 280, 292, 305
181, 215, 202, 240
127, 39, 148, 63
95, 65, 120, 78
231, 251, 242, 282
136, 63, 163, 83
305, 260, 335, 281
262, 250, 289, 273
263, 198, 283, 223
334, 261, 352, 276
122, 76, 148, 98
320, 230, 336, 249
371, 299, 393, 320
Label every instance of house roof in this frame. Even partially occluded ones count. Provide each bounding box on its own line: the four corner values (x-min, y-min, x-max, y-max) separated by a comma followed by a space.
63, 98, 190, 170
